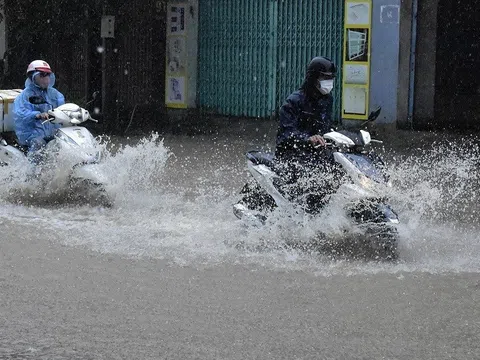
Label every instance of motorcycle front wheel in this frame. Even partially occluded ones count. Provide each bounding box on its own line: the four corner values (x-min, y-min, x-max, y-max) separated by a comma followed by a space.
364, 224, 399, 261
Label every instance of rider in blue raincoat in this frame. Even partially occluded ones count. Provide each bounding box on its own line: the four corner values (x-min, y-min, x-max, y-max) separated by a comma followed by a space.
13, 60, 65, 163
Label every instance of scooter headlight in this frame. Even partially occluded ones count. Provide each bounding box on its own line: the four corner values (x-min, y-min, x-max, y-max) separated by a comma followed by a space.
89, 150, 101, 163
358, 173, 375, 190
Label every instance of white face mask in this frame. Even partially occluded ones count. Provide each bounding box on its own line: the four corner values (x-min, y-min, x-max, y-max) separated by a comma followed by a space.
317, 79, 334, 95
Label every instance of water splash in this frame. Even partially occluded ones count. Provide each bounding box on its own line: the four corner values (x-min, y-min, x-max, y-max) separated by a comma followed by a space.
387, 138, 480, 222
224, 137, 480, 273
0, 132, 170, 207
1, 133, 479, 275
98, 132, 171, 203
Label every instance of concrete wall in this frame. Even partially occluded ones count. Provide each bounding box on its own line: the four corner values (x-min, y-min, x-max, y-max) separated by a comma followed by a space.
396, 0, 412, 128
396, 0, 439, 129
412, 0, 438, 127
370, 0, 401, 125
434, 0, 480, 129
185, 1, 198, 108
363, 0, 445, 128
0, 11, 5, 59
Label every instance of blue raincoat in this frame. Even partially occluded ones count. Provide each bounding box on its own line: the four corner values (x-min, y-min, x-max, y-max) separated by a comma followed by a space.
13, 73, 65, 146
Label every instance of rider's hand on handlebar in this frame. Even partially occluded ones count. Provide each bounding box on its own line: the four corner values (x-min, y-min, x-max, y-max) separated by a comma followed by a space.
35, 112, 50, 120
308, 135, 326, 147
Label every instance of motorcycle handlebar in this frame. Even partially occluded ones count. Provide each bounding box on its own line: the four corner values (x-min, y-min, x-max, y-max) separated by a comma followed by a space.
314, 142, 334, 149
41, 117, 56, 124
42, 115, 98, 125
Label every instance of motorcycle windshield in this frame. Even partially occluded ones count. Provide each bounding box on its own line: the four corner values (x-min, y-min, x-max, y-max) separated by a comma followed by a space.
343, 153, 387, 183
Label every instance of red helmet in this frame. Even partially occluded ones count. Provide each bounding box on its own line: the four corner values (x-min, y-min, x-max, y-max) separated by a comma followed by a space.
26, 60, 52, 74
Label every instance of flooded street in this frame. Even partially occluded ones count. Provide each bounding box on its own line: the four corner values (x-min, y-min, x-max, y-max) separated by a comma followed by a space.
1, 123, 479, 359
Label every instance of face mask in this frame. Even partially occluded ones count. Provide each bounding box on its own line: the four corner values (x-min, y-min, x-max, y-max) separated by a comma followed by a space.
317, 79, 334, 95
33, 71, 50, 89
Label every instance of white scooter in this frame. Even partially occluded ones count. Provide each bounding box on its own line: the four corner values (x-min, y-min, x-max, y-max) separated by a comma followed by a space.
0, 100, 111, 206
233, 107, 399, 260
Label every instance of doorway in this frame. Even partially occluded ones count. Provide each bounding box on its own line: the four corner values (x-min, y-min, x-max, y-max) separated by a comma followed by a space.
435, 0, 480, 130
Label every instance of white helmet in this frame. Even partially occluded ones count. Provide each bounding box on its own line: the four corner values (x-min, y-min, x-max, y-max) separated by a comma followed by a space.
26, 60, 52, 74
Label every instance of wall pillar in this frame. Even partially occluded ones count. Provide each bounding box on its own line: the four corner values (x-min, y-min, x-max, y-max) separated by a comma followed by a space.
412, 0, 439, 128
370, 0, 401, 125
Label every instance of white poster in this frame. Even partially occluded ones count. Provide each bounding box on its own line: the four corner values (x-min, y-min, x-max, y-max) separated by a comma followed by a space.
167, 36, 186, 74
345, 64, 368, 85
167, 76, 186, 104
380, 5, 400, 24
344, 87, 366, 115
346, 2, 370, 25
167, 5, 186, 35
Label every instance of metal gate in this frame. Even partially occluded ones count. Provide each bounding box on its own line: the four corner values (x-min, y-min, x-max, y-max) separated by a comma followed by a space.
198, 0, 344, 118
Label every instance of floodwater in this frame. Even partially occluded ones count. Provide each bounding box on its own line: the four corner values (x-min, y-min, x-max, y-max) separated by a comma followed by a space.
1, 122, 479, 359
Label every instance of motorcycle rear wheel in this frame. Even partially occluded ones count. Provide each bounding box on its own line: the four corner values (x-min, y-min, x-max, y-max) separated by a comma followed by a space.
239, 180, 276, 213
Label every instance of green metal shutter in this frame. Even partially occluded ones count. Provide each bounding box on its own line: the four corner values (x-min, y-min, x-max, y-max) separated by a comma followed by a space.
276, 0, 343, 117
198, 0, 274, 117
198, 0, 343, 118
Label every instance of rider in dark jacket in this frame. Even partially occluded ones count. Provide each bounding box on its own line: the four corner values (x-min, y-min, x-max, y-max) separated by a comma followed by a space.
275, 57, 340, 212
276, 56, 336, 160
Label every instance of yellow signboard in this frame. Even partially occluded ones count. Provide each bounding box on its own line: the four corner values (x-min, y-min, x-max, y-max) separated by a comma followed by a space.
342, 0, 372, 120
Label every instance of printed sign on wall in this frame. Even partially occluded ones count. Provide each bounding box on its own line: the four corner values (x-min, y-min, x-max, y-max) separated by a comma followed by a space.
342, 0, 372, 120
165, 3, 187, 108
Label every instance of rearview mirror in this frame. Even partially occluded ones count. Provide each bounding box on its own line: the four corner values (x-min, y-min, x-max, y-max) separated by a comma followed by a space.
368, 106, 382, 122
28, 96, 47, 105
85, 91, 100, 106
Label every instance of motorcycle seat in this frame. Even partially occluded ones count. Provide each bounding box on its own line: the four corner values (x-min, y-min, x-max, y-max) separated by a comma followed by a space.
246, 151, 275, 168
1, 132, 27, 153
15, 144, 28, 154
